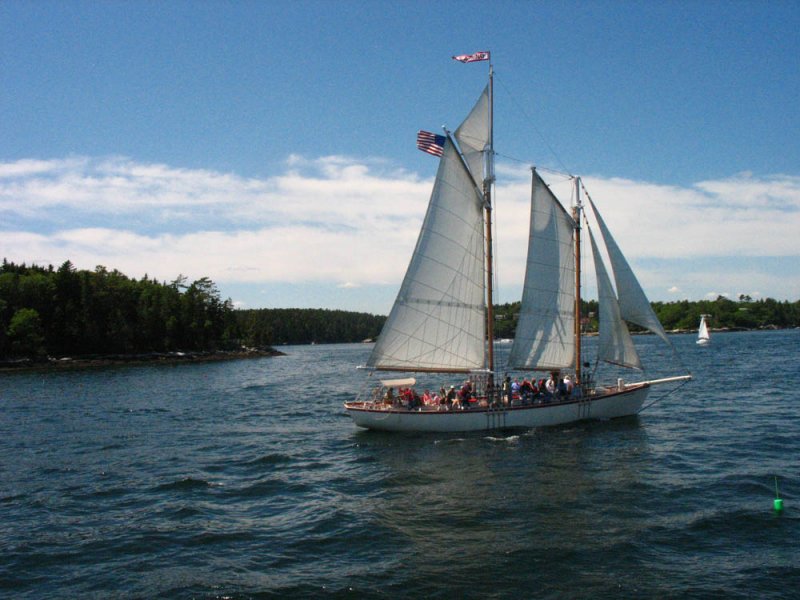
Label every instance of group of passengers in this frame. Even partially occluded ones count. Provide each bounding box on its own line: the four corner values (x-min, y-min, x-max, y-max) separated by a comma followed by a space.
379, 372, 582, 411
383, 381, 475, 410
502, 372, 580, 405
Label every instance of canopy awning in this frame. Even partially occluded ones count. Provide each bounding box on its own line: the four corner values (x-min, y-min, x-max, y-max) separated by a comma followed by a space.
380, 378, 417, 388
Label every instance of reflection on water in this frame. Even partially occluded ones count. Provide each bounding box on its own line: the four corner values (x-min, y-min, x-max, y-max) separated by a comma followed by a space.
349, 419, 654, 593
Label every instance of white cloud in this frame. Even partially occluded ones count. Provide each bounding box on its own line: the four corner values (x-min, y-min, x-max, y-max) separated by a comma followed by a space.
1, 155, 799, 307
574, 173, 800, 259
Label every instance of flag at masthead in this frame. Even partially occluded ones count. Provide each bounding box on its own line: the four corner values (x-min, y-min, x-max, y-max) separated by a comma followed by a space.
452, 51, 490, 63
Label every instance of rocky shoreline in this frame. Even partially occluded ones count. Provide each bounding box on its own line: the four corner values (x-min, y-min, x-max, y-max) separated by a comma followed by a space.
0, 347, 285, 373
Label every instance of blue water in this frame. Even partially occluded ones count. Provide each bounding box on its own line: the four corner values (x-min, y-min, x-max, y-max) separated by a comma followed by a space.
1, 330, 798, 598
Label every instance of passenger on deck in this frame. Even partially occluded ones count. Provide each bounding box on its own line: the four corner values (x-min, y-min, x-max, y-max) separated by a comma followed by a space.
460, 381, 473, 408
502, 375, 511, 405
520, 378, 533, 403
383, 387, 394, 405
400, 387, 414, 408
545, 374, 556, 397
445, 385, 456, 408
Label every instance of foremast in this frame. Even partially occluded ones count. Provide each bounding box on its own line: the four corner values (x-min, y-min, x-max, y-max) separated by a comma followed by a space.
572, 177, 582, 385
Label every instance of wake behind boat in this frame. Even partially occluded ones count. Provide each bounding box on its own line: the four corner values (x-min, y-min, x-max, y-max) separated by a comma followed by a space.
344, 52, 691, 432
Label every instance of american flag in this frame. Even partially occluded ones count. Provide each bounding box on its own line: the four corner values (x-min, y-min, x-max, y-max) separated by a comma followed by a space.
416, 130, 445, 157
452, 51, 490, 63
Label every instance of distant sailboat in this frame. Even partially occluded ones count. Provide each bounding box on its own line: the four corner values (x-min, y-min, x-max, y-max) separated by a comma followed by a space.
343, 53, 691, 432
697, 315, 711, 345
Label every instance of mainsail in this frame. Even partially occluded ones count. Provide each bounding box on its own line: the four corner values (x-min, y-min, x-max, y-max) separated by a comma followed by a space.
508, 170, 576, 371
367, 87, 489, 373
366, 140, 485, 372
589, 227, 642, 369
588, 197, 670, 345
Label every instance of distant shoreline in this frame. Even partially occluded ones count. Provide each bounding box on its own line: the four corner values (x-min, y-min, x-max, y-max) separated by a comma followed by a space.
0, 347, 285, 373
565, 325, 792, 338
3, 327, 796, 373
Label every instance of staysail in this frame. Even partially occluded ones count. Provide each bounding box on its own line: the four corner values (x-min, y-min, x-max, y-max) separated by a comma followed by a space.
589, 227, 642, 369
366, 138, 486, 372
508, 170, 576, 371
588, 197, 670, 345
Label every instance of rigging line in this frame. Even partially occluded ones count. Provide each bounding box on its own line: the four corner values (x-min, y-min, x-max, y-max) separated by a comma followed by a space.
494, 151, 573, 180
637, 378, 691, 413
493, 71, 572, 176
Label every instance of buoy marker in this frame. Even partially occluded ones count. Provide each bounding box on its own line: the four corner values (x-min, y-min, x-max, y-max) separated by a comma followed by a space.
774, 476, 784, 513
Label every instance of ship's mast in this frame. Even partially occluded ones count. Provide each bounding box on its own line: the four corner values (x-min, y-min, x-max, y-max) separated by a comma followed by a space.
573, 177, 582, 384
484, 61, 496, 379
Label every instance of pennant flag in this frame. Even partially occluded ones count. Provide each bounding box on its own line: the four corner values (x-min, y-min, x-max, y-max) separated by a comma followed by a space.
452, 51, 490, 63
417, 130, 445, 157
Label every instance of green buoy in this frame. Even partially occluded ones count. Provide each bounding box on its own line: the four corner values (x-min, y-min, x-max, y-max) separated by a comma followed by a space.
774, 476, 784, 513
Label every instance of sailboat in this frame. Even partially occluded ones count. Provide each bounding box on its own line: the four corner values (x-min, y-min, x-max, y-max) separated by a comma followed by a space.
344, 53, 691, 432
697, 315, 711, 345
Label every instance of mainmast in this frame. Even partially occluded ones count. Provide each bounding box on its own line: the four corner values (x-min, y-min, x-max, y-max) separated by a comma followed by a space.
450, 50, 495, 382
484, 61, 496, 377
572, 177, 582, 384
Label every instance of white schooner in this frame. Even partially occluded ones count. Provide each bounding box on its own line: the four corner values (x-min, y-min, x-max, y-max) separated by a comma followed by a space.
344, 52, 691, 432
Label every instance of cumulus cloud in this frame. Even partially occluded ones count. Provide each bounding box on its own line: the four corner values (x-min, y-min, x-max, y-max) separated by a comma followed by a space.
1, 155, 799, 306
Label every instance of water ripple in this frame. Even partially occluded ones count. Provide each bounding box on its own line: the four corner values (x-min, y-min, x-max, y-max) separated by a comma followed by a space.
1, 333, 799, 598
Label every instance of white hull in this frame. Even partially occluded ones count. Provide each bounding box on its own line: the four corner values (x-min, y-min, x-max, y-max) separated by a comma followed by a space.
696, 338, 710, 345
344, 384, 649, 433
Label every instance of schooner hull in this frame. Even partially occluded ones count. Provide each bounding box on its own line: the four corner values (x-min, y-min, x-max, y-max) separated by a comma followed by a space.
344, 384, 649, 433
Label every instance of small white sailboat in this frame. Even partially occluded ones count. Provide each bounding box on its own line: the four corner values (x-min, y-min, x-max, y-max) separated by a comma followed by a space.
344, 53, 691, 432
697, 315, 711, 345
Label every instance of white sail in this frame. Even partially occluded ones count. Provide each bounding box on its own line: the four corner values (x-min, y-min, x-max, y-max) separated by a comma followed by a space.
589, 227, 642, 369
366, 138, 486, 372
588, 197, 670, 345
508, 170, 576, 371
697, 316, 710, 344
454, 85, 490, 184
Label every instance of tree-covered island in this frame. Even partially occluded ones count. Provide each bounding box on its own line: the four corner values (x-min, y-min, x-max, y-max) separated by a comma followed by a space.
0, 260, 385, 368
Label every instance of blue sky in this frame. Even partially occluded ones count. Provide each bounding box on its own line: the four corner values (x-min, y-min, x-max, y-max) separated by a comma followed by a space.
2, 0, 799, 314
